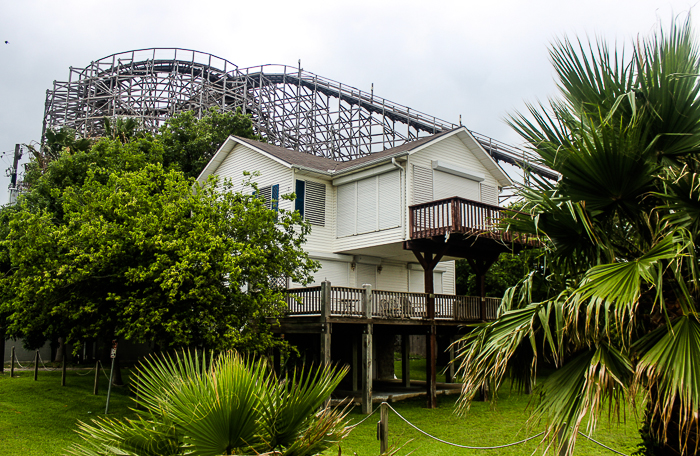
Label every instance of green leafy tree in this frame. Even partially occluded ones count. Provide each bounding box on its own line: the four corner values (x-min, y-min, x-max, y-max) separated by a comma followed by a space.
456, 19, 700, 455
1, 160, 316, 353
69, 350, 349, 456
158, 107, 263, 179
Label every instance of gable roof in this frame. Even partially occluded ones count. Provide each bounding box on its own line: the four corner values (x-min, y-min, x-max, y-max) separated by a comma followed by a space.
197, 127, 512, 186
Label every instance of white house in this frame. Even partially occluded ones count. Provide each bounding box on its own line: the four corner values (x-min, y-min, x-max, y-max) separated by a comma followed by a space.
197, 126, 513, 295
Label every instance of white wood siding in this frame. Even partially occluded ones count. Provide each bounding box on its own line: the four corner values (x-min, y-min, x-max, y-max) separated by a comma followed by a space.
408, 134, 500, 206
442, 260, 456, 294
213, 144, 294, 211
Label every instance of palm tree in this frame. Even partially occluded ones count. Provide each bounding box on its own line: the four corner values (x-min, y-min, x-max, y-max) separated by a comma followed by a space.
68, 351, 349, 456
455, 18, 700, 455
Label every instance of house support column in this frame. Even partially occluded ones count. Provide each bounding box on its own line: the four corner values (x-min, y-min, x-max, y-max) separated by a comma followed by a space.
412, 248, 447, 409
467, 256, 500, 321
401, 335, 411, 387
352, 335, 359, 392
445, 335, 456, 383
361, 324, 373, 414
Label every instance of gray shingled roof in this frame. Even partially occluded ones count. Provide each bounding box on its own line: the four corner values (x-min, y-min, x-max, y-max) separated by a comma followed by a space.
233, 128, 457, 175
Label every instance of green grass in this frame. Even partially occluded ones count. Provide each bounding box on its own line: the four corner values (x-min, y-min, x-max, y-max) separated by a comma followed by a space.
0, 367, 135, 456
1, 363, 643, 456
335, 393, 642, 456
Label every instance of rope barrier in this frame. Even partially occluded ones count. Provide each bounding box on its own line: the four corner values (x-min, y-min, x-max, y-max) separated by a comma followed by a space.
345, 404, 381, 430
13, 354, 25, 369
37, 353, 59, 371
578, 431, 629, 456
75, 365, 96, 376
385, 403, 545, 450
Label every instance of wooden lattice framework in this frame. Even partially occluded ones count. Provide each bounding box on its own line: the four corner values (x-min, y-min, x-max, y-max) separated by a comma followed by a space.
43, 48, 555, 177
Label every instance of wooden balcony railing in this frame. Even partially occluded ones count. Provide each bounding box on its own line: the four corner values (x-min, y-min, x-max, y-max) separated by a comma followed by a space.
284, 284, 500, 322
409, 197, 538, 245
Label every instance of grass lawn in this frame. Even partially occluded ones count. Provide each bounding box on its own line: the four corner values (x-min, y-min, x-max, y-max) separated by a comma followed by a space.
1, 363, 643, 456
0, 367, 135, 456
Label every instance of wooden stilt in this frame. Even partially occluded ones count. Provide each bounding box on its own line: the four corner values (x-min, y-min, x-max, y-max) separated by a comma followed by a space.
401, 335, 411, 387
361, 324, 373, 414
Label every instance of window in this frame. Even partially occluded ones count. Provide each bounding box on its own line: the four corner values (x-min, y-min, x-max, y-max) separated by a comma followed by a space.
257, 184, 279, 211
295, 179, 326, 226
337, 170, 401, 237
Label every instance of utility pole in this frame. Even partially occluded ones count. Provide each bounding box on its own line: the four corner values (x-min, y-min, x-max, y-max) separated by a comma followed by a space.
8, 144, 22, 205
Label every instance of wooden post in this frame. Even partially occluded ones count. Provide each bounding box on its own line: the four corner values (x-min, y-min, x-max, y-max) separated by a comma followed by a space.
401, 335, 410, 387
379, 402, 389, 454
0, 327, 5, 373
93, 361, 100, 395
61, 342, 67, 386
446, 336, 455, 383
361, 324, 373, 414
479, 273, 487, 321
424, 254, 437, 409
10, 346, 15, 378
352, 336, 359, 392
320, 280, 331, 367
33, 350, 39, 381
362, 283, 373, 319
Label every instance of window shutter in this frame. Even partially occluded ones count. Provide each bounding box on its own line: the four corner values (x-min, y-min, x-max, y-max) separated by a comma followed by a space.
337, 182, 356, 237
305, 181, 326, 226
357, 263, 377, 288
413, 165, 433, 204
271, 184, 279, 212
433, 171, 479, 201
378, 170, 401, 230
295, 180, 305, 217
356, 177, 377, 234
480, 183, 498, 206
259, 185, 272, 209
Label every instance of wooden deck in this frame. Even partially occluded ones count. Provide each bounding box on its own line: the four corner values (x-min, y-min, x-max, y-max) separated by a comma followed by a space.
285, 285, 499, 322
409, 196, 539, 245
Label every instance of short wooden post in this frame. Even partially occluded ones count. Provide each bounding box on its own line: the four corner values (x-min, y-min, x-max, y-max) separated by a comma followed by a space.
0, 327, 5, 373
33, 350, 39, 381
401, 335, 410, 387
379, 402, 389, 454
61, 343, 67, 386
10, 346, 15, 378
362, 284, 372, 319
361, 324, 373, 415
93, 361, 100, 395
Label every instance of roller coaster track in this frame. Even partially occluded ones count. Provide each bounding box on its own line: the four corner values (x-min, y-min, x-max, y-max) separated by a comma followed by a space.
43, 48, 556, 180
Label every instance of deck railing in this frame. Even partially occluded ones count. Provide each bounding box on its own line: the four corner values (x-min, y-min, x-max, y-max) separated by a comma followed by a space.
285, 283, 500, 322
409, 196, 539, 245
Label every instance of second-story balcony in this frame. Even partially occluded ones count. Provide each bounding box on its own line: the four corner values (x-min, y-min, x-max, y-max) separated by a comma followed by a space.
284, 284, 500, 322
408, 196, 538, 246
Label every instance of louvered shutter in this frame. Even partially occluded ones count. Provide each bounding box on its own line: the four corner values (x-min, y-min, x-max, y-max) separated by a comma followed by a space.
480, 183, 498, 206
378, 170, 401, 230
305, 181, 326, 226
357, 263, 377, 288
413, 165, 433, 204
337, 182, 356, 237
259, 185, 272, 209
356, 177, 377, 234
433, 171, 479, 201
271, 184, 279, 212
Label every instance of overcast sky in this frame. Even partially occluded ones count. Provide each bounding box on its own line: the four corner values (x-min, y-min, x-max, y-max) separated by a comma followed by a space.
0, 0, 697, 203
